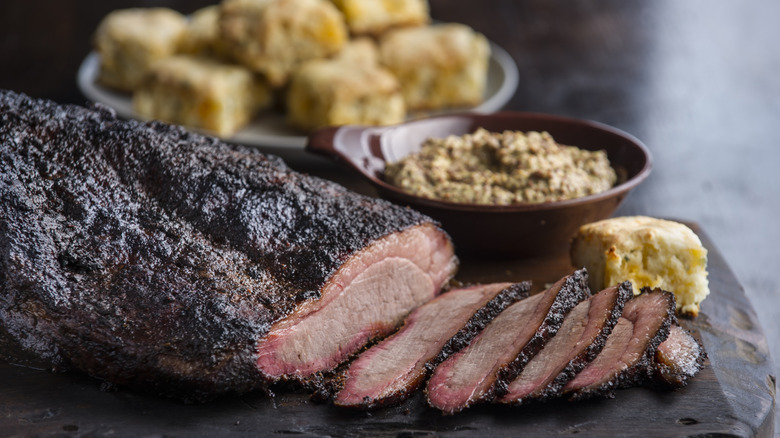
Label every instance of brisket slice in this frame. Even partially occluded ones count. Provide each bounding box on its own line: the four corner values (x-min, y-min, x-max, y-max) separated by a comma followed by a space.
563, 288, 675, 400
255, 224, 456, 381
333, 281, 530, 409
426, 269, 589, 414
497, 282, 632, 405
651, 324, 705, 389
0, 90, 458, 400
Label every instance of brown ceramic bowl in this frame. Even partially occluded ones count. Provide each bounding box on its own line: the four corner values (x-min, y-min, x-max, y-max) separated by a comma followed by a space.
306, 112, 652, 257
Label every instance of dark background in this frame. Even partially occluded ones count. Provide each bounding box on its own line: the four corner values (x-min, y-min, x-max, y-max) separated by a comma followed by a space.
2, 0, 779, 434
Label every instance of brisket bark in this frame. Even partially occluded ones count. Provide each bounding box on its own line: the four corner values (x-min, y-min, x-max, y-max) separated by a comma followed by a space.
426, 269, 589, 414
498, 282, 632, 405
562, 288, 675, 400
334, 281, 530, 409
0, 90, 457, 400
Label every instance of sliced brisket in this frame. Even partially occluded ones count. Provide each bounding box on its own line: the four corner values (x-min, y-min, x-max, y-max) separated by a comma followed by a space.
498, 282, 632, 405
563, 288, 675, 400
426, 269, 589, 414
333, 281, 530, 409
0, 90, 458, 400
651, 324, 705, 389
255, 224, 457, 381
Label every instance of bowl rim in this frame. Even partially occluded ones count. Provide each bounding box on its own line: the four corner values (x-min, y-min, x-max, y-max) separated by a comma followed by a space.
307, 111, 653, 213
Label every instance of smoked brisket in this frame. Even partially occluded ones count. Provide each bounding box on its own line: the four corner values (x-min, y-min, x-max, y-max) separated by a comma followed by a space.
651, 324, 705, 389
0, 90, 458, 400
334, 281, 530, 409
426, 269, 589, 414
498, 282, 632, 405
563, 288, 675, 400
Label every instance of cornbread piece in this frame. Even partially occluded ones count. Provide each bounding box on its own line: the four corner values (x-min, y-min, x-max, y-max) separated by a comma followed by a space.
333, 37, 380, 67
379, 23, 490, 111
571, 216, 710, 316
134, 55, 272, 137
334, 281, 528, 409
426, 269, 589, 414
330, 0, 430, 36
286, 39, 405, 131
179, 6, 229, 58
219, 0, 348, 87
93, 8, 188, 92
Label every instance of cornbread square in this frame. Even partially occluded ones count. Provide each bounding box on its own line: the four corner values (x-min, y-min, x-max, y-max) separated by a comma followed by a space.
93, 8, 188, 92
333, 37, 380, 67
219, 0, 348, 87
379, 23, 490, 111
286, 39, 405, 132
133, 55, 272, 137
178, 5, 229, 59
329, 0, 430, 36
571, 216, 710, 317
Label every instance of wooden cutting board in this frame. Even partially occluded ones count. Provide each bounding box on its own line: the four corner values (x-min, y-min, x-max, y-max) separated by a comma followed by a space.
0, 225, 774, 437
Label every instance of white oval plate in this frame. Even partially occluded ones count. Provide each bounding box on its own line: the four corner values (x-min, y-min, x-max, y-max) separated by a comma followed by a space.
77, 42, 519, 152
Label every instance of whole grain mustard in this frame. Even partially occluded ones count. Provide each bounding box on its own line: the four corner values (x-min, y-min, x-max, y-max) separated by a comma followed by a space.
384, 128, 617, 205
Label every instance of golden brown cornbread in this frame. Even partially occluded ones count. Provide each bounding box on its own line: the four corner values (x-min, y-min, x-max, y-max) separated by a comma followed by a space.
286, 39, 405, 132
570, 216, 710, 316
178, 5, 230, 59
133, 55, 272, 137
329, 0, 430, 36
332, 37, 380, 67
379, 23, 490, 111
219, 0, 348, 87
93, 8, 188, 92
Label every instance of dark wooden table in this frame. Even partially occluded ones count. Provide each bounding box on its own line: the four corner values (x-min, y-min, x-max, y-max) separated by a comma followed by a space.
1, 0, 778, 436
